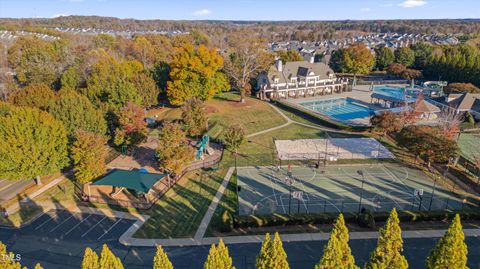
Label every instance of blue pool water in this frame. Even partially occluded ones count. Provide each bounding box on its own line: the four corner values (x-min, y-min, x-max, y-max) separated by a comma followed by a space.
373, 86, 417, 102
299, 98, 373, 121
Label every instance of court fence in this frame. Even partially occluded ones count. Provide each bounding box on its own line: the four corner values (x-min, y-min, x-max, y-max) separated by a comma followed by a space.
240, 193, 477, 216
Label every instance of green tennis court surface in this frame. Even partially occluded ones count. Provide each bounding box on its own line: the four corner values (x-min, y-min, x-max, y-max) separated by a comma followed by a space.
458, 133, 480, 162
237, 163, 469, 215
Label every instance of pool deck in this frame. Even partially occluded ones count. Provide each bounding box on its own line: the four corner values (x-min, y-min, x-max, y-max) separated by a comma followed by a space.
283, 84, 408, 126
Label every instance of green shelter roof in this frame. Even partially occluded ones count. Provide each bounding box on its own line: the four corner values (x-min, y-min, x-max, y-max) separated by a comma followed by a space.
92, 169, 168, 193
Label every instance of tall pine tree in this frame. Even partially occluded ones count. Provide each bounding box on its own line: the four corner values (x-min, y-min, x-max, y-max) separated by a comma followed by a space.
315, 214, 358, 269
99, 244, 124, 269
153, 245, 173, 269
82, 247, 99, 269
204, 239, 234, 269
256, 232, 289, 269
364, 208, 408, 269
426, 214, 468, 269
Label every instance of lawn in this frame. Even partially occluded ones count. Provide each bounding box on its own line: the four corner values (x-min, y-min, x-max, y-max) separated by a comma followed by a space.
205, 123, 362, 236
149, 92, 287, 139
133, 169, 227, 238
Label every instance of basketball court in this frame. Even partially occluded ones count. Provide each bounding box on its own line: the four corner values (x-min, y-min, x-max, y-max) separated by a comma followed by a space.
237, 163, 467, 215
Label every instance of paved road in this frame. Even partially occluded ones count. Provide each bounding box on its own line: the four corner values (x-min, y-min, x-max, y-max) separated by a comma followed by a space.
1, 210, 479, 269
0, 179, 34, 205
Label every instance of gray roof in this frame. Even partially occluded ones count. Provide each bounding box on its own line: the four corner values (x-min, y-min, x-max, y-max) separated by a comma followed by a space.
448, 93, 480, 111
267, 61, 335, 85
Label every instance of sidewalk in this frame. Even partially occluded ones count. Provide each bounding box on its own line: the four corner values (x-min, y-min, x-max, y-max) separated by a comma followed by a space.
120, 227, 480, 247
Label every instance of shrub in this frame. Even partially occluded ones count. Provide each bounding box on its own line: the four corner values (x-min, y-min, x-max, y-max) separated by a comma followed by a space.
221, 210, 234, 232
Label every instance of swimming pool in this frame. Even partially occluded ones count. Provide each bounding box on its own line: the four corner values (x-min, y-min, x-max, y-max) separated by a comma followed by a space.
299, 98, 373, 121
373, 86, 417, 102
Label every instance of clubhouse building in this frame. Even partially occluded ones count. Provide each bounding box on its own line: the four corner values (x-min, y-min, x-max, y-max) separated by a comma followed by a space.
256, 58, 349, 100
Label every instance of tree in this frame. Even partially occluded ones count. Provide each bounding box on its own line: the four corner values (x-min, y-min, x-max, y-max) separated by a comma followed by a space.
151, 61, 171, 97
411, 42, 433, 69
131, 73, 160, 107
395, 47, 415, 67
153, 245, 173, 269
167, 44, 229, 105
426, 214, 468, 269
182, 97, 208, 137
465, 112, 476, 128
375, 47, 395, 71
61, 66, 81, 90
82, 247, 99, 269
387, 63, 407, 77
204, 239, 234, 269
9, 83, 55, 111
114, 102, 148, 147
315, 214, 358, 269
84, 51, 143, 111
0, 240, 23, 268
0, 104, 69, 183
400, 68, 422, 81
48, 88, 107, 138
444, 83, 480, 94
397, 125, 459, 166
370, 111, 402, 135
364, 208, 408, 269
256, 232, 289, 269
277, 50, 303, 63
223, 29, 273, 103
156, 122, 194, 175
223, 125, 245, 153
99, 244, 124, 269
329, 49, 347, 73
344, 44, 375, 79
7, 36, 61, 85
71, 131, 108, 184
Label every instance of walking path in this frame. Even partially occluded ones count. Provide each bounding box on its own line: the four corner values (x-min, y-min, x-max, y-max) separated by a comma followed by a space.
5, 174, 68, 215
194, 167, 235, 240
246, 102, 358, 138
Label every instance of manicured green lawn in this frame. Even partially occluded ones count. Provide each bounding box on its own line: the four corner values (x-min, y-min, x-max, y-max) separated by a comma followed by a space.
134, 169, 227, 238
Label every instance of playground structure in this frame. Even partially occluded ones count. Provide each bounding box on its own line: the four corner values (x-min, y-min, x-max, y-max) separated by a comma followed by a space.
196, 134, 214, 160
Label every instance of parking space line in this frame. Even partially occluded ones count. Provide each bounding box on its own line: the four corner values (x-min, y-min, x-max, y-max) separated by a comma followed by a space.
98, 218, 123, 240
34, 212, 58, 230
81, 216, 107, 238
49, 214, 76, 232
64, 214, 92, 236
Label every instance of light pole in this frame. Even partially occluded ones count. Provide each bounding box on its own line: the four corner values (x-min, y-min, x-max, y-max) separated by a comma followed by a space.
357, 170, 365, 214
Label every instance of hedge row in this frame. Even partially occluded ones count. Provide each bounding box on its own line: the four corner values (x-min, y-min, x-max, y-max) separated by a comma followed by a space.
232, 209, 480, 229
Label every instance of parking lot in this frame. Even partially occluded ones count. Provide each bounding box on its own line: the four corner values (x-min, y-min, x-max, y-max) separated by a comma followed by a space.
22, 209, 136, 241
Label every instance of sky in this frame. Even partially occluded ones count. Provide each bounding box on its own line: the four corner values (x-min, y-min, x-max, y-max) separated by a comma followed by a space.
0, 0, 479, 21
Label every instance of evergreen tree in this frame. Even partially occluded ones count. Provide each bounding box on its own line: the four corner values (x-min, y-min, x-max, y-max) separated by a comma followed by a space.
256, 232, 289, 269
204, 239, 234, 269
82, 247, 99, 269
394, 47, 415, 67
364, 208, 408, 269
0, 241, 23, 269
375, 47, 394, 71
426, 214, 468, 269
315, 214, 358, 269
34, 263, 44, 269
99, 244, 124, 269
153, 245, 173, 269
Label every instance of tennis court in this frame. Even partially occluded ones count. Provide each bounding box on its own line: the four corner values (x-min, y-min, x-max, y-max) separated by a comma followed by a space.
458, 132, 480, 162
237, 163, 468, 215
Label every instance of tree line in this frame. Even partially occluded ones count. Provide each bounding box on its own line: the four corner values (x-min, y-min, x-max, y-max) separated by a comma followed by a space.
0, 210, 470, 268
330, 42, 480, 88
0, 27, 265, 184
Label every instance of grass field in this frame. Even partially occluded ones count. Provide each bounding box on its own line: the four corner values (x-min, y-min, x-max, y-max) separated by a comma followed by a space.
458, 132, 480, 162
